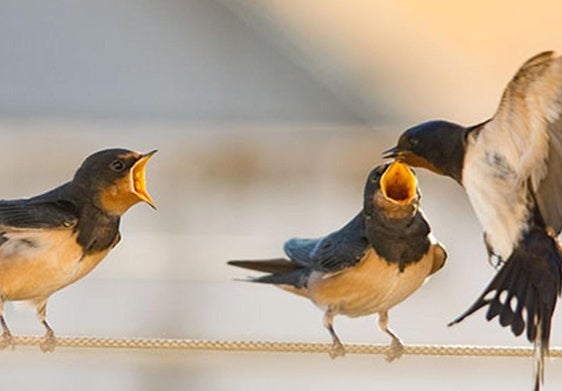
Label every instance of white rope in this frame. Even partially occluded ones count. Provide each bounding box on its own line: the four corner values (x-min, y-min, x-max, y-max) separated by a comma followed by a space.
8, 336, 562, 358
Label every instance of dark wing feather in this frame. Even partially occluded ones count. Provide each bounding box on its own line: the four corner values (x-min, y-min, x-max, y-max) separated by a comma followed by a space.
0, 183, 78, 230
450, 227, 560, 344
282, 238, 317, 265
283, 212, 368, 273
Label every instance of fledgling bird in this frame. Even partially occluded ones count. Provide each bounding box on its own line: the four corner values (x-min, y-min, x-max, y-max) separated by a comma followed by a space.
0, 148, 156, 352
229, 161, 446, 360
385, 51, 562, 390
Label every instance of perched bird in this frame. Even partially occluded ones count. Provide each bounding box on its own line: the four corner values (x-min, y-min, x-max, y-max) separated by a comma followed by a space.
0, 148, 156, 352
385, 51, 562, 390
229, 161, 446, 360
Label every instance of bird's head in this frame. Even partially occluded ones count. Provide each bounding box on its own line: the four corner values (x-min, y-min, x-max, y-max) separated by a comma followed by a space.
73, 148, 157, 216
365, 161, 419, 220
383, 120, 467, 182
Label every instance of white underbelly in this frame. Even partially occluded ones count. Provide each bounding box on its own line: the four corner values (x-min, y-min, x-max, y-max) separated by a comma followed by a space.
463, 145, 529, 259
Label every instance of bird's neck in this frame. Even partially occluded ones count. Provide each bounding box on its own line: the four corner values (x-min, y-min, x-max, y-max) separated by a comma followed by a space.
62, 182, 121, 254
447, 121, 491, 183
435, 129, 467, 184
363, 210, 431, 270
75, 203, 121, 254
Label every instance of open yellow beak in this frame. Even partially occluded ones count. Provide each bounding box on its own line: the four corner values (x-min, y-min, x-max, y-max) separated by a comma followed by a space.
131, 150, 157, 209
380, 161, 417, 205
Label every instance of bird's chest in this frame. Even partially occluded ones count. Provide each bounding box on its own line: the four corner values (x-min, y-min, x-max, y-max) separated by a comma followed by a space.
307, 247, 435, 317
0, 227, 119, 301
463, 143, 530, 259
68, 246, 113, 287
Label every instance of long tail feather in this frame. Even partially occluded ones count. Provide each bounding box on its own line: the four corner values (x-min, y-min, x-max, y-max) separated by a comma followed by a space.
228, 258, 310, 289
534, 335, 545, 391
228, 259, 297, 274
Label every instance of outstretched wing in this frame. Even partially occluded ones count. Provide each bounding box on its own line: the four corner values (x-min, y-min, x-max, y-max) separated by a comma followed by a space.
479, 51, 562, 232
283, 212, 369, 273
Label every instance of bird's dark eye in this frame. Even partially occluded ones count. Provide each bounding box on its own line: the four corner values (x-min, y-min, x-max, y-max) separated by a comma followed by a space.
110, 159, 125, 172
409, 137, 419, 146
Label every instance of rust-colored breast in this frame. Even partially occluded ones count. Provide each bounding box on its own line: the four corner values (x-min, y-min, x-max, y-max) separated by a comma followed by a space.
0, 227, 113, 302
306, 246, 439, 318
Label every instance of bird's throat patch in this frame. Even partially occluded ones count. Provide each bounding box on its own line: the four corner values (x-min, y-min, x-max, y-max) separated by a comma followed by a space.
98, 177, 140, 216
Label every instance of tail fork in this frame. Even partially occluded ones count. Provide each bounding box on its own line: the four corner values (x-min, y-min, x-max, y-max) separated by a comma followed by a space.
228, 258, 310, 290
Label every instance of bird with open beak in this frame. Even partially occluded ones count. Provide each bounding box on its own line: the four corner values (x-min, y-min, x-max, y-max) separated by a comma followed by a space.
0, 148, 156, 352
229, 161, 446, 360
385, 51, 562, 390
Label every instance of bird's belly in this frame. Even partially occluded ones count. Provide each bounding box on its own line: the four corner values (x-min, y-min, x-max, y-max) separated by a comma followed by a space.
463, 147, 529, 259
0, 229, 88, 301
308, 248, 435, 318
68, 248, 111, 286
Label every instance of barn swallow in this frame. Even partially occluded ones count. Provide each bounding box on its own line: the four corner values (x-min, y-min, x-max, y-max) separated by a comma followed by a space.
385, 51, 562, 389
0, 148, 156, 352
229, 161, 446, 360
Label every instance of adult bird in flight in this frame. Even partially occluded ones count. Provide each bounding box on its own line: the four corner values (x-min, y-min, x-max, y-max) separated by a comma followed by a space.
385, 51, 562, 390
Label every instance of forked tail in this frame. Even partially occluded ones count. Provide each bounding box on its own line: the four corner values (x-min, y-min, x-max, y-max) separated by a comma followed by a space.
227, 258, 310, 289
448, 227, 562, 390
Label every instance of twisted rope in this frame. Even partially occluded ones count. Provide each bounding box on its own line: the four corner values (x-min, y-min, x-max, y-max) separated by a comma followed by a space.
8, 336, 562, 358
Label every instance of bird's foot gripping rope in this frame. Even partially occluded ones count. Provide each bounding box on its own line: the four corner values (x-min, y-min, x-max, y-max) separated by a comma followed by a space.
0, 332, 14, 350
0, 316, 14, 350
39, 329, 57, 353
385, 337, 405, 362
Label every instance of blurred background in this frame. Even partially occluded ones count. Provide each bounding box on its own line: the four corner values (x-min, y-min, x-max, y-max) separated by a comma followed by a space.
0, 1, 561, 390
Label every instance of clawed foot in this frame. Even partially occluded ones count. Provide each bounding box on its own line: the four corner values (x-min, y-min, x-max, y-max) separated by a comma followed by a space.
329, 339, 346, 359
39, 329, 57, 353
384, 338, 404, 362
0, 331, 14, 350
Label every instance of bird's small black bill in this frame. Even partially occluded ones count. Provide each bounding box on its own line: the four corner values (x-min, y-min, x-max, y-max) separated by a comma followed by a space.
382, 146, 399, 159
